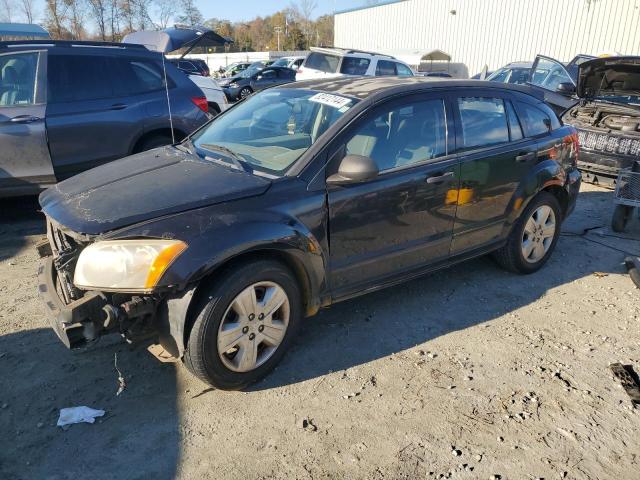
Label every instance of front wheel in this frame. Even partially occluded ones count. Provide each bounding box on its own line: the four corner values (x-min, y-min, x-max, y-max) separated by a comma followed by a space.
183, 260, 302, 390
239, 86, 253, 99
492, 191, 561, 274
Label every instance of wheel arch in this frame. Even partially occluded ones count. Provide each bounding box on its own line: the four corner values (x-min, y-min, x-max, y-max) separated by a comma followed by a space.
131, 127, 187, 154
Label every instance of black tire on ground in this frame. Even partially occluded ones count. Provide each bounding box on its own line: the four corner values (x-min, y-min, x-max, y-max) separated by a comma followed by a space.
136, 134, 173, 152
611, 204, 631, 233
239, 87, 253, 99
492, 191, 562, 274
208, 103, 221, 116
183, 259, 302, 390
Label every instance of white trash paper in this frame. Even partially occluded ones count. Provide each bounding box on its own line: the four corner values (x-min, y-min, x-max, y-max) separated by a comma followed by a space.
57, 406, 105, 427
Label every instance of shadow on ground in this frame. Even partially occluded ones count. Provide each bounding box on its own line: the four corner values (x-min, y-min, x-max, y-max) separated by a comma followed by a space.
0, 187, 637, 478
0, 196, 45, 261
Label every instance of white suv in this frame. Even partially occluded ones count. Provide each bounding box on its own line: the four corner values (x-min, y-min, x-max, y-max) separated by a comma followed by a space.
296, 47, 414, 81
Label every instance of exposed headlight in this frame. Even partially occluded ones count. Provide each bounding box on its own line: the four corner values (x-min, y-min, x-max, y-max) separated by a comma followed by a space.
74, 240, 187, 292
229, 82, 238, 88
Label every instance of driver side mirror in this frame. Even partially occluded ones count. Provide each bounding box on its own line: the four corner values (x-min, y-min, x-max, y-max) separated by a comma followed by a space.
556, 82, 576, 95
327, 154, 379, 185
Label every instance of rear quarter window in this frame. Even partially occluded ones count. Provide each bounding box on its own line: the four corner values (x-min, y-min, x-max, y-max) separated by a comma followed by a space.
304, 52, 339, 73
516, 101, 557, 137
340, 57, 370, 75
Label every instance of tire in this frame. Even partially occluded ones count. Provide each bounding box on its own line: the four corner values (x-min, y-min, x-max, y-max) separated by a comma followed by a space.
239, 87, 253, 99
611, 204, 631, 233
136, 134, 173, 152
208, 103, 221, 116
492, 191, 562, 274
183, 260, 302, 390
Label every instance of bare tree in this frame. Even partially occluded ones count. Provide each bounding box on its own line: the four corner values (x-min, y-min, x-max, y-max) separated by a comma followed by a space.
86, 0, 107, 39
289, 0, 317, 48
65, 0, 86, 39
177, 0, 203, 26
20, 0, 36, 23
45, 0, 70, 38
0, 0, 15, 22
154, 0, 175, 29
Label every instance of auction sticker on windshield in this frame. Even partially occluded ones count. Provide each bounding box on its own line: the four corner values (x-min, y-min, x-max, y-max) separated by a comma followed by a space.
309, 92, 353, 110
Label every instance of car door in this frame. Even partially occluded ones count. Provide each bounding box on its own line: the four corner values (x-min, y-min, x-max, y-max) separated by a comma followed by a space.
45, 52, 144, 178
0, 49, 56, 195
528, 55, 578, 115
327, 94, 459, 296
450, 93, 538, 255
253, 68, 278, 91
275, 68, 295, 86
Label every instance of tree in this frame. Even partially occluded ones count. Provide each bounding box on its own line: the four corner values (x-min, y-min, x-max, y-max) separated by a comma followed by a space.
0, 0, 15, 22
154, 0, 176, 28
177, 0, 203, 26
20, 0, 36, 23
86, 0, 107, 40
65, 0, 87, 39
45, 0, 70, 39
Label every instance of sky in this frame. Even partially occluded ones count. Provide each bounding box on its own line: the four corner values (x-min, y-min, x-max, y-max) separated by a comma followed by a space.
198, 1, 366, 22
24, 0, 368, 25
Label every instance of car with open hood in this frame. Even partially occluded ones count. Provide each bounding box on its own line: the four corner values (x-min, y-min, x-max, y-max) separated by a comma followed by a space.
37, 77, 581, 389
560, 57, 640, 186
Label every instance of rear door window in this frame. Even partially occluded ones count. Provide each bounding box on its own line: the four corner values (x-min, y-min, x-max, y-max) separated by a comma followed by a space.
375, 60, 397, 76
47, 54, 114, 103
396, 63, 413, 76
305, 52, 339, 73
458, 97, 510, 149
516, 102, 551, 137
340, 57, 370, 75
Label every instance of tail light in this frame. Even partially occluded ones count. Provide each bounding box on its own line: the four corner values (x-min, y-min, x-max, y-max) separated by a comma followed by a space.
191, 96, 208, 113
563, 130, 580, 167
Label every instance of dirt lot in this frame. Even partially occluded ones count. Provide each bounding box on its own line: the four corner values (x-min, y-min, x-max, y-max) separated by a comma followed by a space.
0, 183, 639, 480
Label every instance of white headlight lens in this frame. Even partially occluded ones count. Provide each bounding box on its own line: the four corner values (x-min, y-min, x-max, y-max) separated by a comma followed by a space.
74, 240, 187, 292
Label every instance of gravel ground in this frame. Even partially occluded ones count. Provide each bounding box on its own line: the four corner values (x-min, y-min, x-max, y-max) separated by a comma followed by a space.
0, 183, 639, 480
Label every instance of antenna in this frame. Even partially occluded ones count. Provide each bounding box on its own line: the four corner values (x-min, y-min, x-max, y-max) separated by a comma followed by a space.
160, 53, 176, 144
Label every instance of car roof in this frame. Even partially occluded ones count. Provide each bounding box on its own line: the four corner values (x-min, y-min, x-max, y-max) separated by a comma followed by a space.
282, 76, 544, 101
0, 40, 152, 54
503, 62, 533, 69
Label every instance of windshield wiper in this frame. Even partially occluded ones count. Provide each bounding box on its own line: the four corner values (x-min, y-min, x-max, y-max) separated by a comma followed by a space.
198, 143, 250, 172
174, 141, 192, 155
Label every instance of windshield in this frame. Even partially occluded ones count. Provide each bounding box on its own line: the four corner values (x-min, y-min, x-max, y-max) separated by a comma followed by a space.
238, 67, 260, 79
191, 88, 358, 174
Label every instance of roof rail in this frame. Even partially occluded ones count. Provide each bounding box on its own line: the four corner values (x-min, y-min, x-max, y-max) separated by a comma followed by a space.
328, 46, 396, 59
0, 40, 148, 50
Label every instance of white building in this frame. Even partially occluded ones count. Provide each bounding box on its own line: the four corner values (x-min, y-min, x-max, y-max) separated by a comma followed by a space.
334, 0, 640, 76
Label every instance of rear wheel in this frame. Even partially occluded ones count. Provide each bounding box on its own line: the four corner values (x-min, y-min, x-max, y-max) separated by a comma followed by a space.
492, 191, 561, 274
136, 133, 173, 152
611, 204, 631, 232
183, 260, 302, 390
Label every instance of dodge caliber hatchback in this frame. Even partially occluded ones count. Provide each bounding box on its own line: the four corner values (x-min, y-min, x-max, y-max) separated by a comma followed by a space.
0, 40, 209, 197
38, 77, 581, 389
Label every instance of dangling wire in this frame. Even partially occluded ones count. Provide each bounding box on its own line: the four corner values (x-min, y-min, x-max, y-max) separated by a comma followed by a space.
160, 53, 175, 144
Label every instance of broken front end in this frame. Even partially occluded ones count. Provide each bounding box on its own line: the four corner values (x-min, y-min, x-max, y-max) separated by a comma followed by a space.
37, 218, 187, 351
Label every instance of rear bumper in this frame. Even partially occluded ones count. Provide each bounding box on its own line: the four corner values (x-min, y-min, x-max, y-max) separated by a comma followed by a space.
37, 257, 107, 348
564, 167, 581, 218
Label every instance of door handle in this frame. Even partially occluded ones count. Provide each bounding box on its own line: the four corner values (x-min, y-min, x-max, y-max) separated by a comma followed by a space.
515, 152, 536, 163
110, 103, 127, 110
10, 115, 41, 123
426, 171, 455, 184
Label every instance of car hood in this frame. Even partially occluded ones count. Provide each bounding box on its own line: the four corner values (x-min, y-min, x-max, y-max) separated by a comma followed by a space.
39, 147, 271, 235
577, 56, 640, 99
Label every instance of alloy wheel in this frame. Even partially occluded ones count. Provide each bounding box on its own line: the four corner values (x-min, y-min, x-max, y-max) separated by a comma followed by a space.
521, 205, 556, 263
217, 281, 290, 372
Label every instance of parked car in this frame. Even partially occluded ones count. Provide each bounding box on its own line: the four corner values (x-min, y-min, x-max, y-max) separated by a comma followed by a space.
220, 66, 296, 101
296, 47, 414, 80
526, 54, 595, 114
486, 62, 532, 84
37, 77, 581, 389
218, 62, 252, 78
0, 40, 209, 197
271, 55, 306, 70
123, 27, 229, 116
561, 56, 640, 187
169, 58, 210, 77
